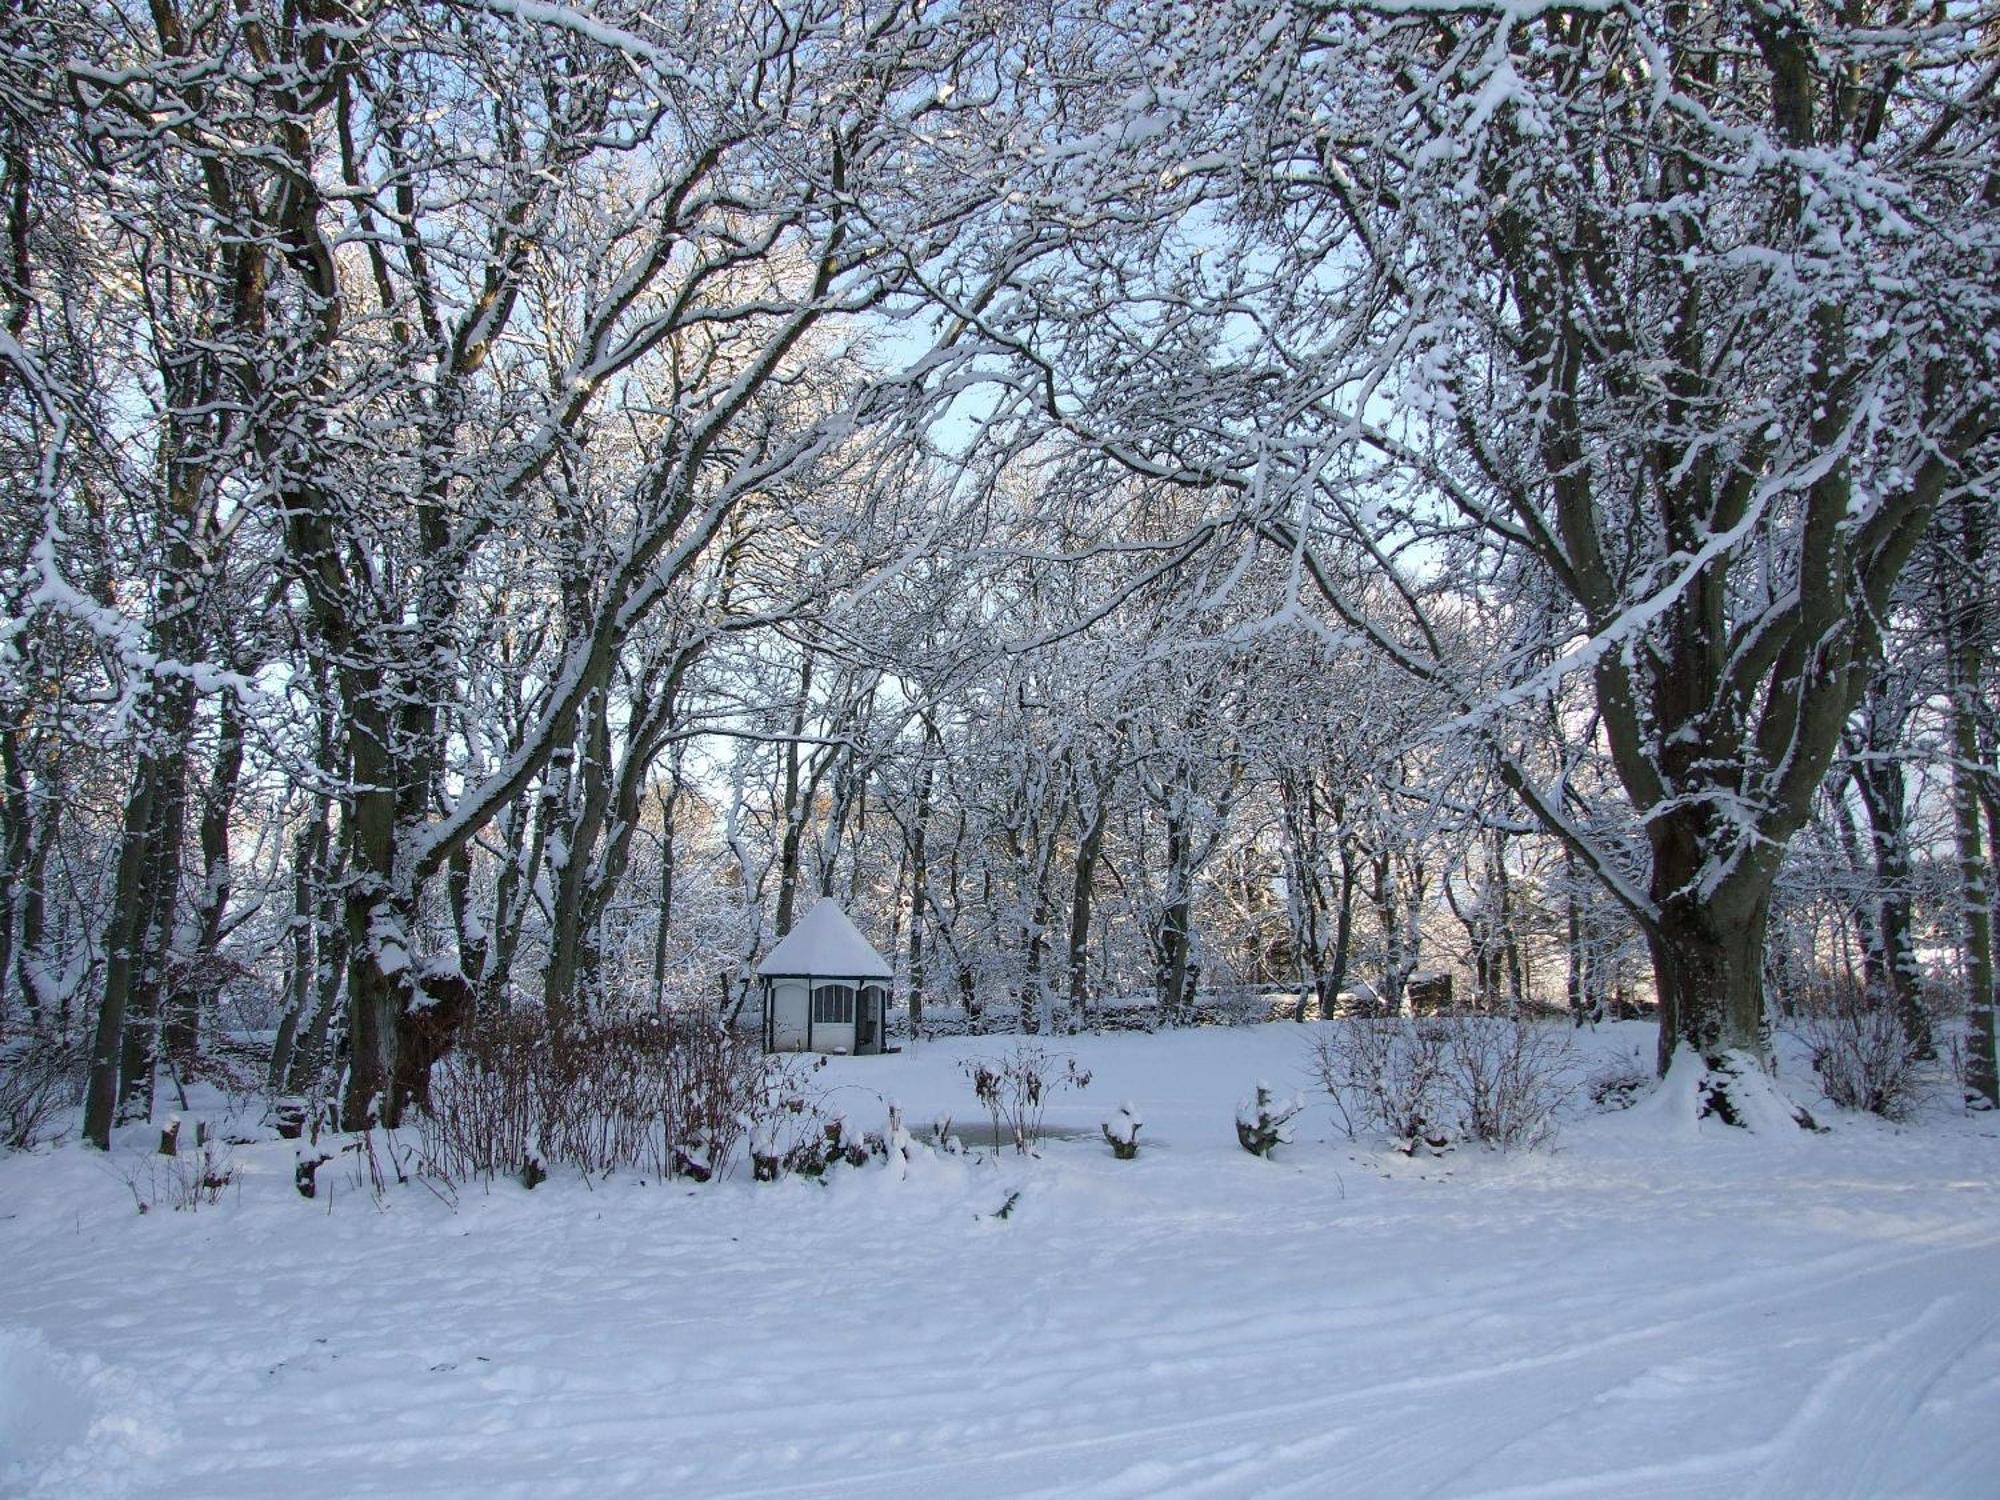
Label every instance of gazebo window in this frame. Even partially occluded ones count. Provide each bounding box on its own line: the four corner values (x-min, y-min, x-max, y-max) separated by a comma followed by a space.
812, 984, 855, 1024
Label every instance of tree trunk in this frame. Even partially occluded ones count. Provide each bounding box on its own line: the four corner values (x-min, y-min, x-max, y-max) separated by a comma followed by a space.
1022, 865, 1052, 1036
340, 898, 406, 1130
1850, 756, 1930, 1054
1492, 835, 1525, 1016
773, 651, 815, 939
0, 725, 29, 1023
1155, 812, 1193, 1025
1946, 728, 1996, 1107
1941, 517, 1998, 1106
481, 792, 538, 1022
165, 691, 245, 1062
285, 897, 347, 1101
651, 778, 679, 1014
1371, 852, 1411, 1016
1067, 796, 1108, 1032
1276, 776, 1322, 1021
117, 701, 194, 1125
83, 763, 158, 1147
1648, 879, 1773, 1075
906, 736, 933, 1033
1324, 844, 1357, 1017
1565, 842, 1587, 1025
542, 687, 612, 1030
338, 757, 403, 1129
267, 802, 329, 1094
14, 790, 57, 1025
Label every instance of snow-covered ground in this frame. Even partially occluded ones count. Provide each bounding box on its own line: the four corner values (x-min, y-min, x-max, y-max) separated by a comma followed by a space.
3, 1021, 1997, 1499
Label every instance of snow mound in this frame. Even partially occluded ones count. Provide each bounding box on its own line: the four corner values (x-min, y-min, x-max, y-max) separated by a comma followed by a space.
1617, 1049, 1822, 1145
0, 1328, 173, 1498
1703, 1049, 1824, 1136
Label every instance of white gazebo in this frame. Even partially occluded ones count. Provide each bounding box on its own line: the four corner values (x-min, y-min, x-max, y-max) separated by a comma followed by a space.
756, 898, 894, 1055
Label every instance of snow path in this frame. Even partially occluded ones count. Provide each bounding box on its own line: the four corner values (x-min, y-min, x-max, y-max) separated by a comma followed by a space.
2, 1023, 1996, 1498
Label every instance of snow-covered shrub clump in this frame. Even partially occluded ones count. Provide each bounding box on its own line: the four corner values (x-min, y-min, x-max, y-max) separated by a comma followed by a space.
1587, 1048, 1653, 1113
1235, 1083, 1301, 1157
1313, 1018, 1451, 1149
417, 1012, 773, 1185
749, 1110, 878, 1182
1788, 994, 1926, 1121
1102, 1102, 1142, 1159
746, 1063, 885, 1182
1446, 1017, 1579, 1149
0, 1029, 84, 1151
931, 1114, 962, 1154
962, 1043, 1091, 1155
1313, 1015, 1575, 1152
124, 1131, 237, 1212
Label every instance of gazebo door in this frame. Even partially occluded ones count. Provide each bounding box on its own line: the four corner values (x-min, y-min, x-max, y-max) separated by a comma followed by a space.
855, 986, 880, 1054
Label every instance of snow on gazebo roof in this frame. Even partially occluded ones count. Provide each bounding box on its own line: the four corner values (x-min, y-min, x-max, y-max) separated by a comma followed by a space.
755, 897, 893, 979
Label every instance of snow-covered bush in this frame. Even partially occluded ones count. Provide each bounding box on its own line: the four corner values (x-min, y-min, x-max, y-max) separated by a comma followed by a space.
658, 1020, 763, 1182
749, 1121, 781, 1181
1102, 1102, 1142, 1159
1312, 1018, 1451, 1148
1235, 1083, 1301, 1157
0, 1028, 83, 1151
1789, 997, 1926, 1121
931, 1113, 962, 1154
876, 1103, 920, 1180
962, 1043, 1091, 1155
125, 1138, 236, 1212
1586, 1049, 1653, 1113
1313, 1015, 1574, 1152
790, 1114, 871, 1178
1443, 1018, 1577, 1150
417, 1011, 769, 1185
746, 1062, 891, 1183
415, 1013, 538, 1181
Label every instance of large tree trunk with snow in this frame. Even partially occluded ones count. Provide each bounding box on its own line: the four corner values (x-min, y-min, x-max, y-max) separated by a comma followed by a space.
1153, 808, 1194, 1026
337, 765, 405, 1129
0, 727, 30, 1023
1647, 885, 1773, 1077
1946, 721, 1998, 1109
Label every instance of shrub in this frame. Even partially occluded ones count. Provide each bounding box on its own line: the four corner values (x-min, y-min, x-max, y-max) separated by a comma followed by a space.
1312, 1013, 1575, 1152
1443, 1017, 1577, 1149
1102, 1102, 1142, 1159
1235, 1082, 1302, 1157
1311, 1017, 1451, 1149
126, 1139, 236, 1213
416, 1011, 771, 1185
1789, 994, 1926, 1121
930, 1113, 962, 1154
0, 1028, 85, 1151
1586, 1048, 1653, 1112
961, 1043, 1091, 1155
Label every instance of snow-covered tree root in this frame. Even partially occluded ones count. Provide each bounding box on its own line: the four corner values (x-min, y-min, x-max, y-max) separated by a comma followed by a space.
1645, 1050, 1825, 1139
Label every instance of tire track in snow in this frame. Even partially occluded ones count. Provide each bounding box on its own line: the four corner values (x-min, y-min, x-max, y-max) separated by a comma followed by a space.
1740, 1297, 2000, 1500
681, 1229, 2000, 1500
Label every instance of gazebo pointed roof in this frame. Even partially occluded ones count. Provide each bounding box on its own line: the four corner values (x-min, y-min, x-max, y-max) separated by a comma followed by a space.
755, 898, 892, 979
